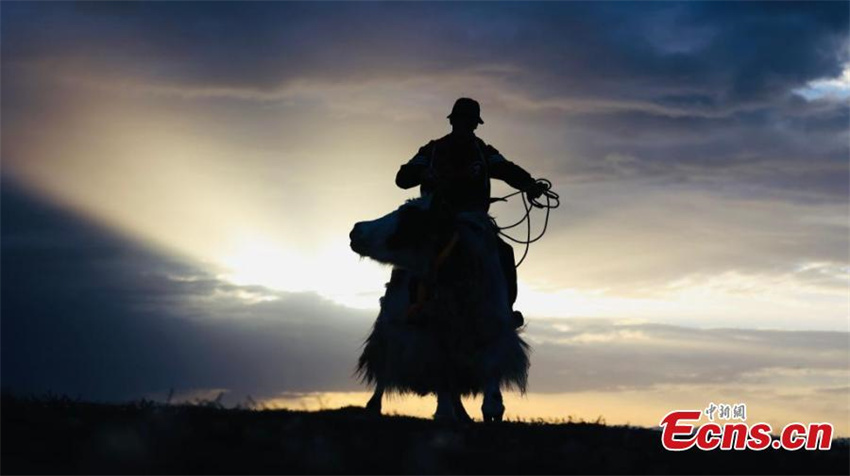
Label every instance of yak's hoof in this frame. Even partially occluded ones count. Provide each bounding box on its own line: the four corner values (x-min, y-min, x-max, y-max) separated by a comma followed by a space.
365, 399, 382, 415
482, 393, 505, 423
483, 410, 504, 423
434, 401, 472, 424
433, 413, 455, 423
482, 403, 505, 423
453, 407, 474, 424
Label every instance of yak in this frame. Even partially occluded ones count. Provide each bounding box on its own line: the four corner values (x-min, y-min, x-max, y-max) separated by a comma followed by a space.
349, 195, 529, 422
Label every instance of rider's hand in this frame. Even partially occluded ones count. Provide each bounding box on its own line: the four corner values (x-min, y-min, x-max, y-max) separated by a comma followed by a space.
526, 181, 548, 201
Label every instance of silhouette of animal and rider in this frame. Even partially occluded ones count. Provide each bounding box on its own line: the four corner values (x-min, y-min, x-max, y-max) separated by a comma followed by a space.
396, 98, 549, 325
350, 98, 556, 422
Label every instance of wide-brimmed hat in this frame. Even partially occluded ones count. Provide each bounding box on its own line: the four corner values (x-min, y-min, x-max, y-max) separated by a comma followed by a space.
447, 97, 484, 124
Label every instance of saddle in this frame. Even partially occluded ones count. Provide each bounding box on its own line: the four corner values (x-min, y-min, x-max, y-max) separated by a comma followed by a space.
404, 228, 524, 330
406, 232, 459, 324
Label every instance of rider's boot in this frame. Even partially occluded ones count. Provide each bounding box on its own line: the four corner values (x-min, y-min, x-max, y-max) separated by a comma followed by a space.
511, 310, 524, 329
496, 235, 526, 330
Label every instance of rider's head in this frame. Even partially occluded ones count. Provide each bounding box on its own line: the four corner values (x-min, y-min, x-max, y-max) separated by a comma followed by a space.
448, 97, 483, 137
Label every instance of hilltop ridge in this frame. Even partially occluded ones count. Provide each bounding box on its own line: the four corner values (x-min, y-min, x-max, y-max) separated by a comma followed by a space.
1, 395, 847, 474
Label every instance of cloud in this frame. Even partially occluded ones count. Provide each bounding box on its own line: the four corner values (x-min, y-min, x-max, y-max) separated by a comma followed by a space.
795, 64, 850, 101
4, 2, 846, 108
1, 3, 846, 332
0, 179, 377, 400
513, 184, 848, 325
5, 1, 846, 203
525, 318, 849, 395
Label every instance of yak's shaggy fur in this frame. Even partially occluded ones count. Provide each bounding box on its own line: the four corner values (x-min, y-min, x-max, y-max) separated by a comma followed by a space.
353, 199, 530, 398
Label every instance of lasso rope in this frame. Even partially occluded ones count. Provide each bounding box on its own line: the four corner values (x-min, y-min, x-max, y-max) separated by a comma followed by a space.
491, 178, 560, 267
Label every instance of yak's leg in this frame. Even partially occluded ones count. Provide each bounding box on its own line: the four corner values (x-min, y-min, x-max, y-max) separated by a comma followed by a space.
452, 392, 473, 423
434, 392, 458, 421
481, 380, 505, 423
365, 382, 384, 414
481, 333, 507, 422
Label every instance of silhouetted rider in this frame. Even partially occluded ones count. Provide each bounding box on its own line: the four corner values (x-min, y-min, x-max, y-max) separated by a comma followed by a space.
396, 97, 547, 327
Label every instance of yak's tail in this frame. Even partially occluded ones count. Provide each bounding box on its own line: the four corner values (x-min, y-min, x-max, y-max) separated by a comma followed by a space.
500, 333, 531, 394
355, 322, 384, 386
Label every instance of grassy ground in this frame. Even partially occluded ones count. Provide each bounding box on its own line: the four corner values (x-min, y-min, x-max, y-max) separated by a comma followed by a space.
2, 394, 847, 475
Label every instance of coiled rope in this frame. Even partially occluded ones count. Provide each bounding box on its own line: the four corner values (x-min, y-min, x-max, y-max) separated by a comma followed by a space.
491, 178, 560, 267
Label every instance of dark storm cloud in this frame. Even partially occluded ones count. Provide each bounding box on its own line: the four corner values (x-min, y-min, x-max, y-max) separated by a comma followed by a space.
558, 95, 849, 202
0, 178, 377, 401
4, 2, 846, 100
4, 1, 846, 203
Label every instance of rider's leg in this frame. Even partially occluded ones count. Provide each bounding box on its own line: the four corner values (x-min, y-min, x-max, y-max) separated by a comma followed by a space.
496, 237, 524, 328
497, 238, 518, 305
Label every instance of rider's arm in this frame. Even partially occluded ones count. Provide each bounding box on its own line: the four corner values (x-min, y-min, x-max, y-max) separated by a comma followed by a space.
482, 142, 536, 191
395, 141, 434, 189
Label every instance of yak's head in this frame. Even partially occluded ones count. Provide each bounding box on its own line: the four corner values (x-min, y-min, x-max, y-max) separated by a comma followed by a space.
349, 196, 455, 271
